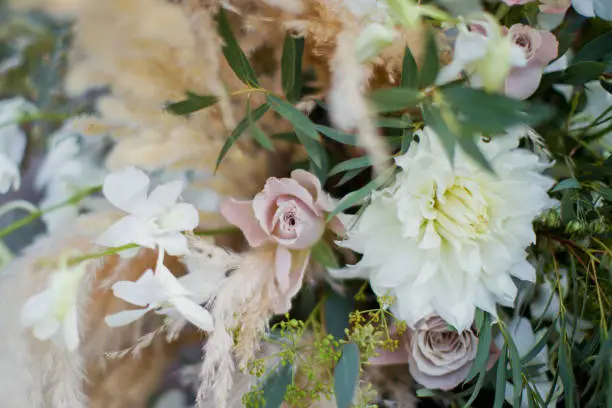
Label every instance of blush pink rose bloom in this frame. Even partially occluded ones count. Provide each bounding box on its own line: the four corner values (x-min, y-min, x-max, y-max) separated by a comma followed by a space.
220, 170, 343, 313
501, 0, 537, 5
371, 316, 500, 391
505, 24, 559, 99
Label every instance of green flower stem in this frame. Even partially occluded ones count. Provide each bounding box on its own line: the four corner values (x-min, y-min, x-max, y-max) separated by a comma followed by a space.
0, 184, 102, 239
193, 227, 240, 236
66, 243, 139, 266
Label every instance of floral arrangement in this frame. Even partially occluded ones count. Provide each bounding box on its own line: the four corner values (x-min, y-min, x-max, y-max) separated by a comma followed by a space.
0, 0, 611, 407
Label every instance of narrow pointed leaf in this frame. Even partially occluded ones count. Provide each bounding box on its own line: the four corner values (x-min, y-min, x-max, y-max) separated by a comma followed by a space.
316, 125, 358, 146
166, 92, 219, 115
334, 343, 360, 408
217, 8, 259, 87
328, 156, 372, 177
247, 99, 274, 151
216, 103, 269, 171
281, 35, 304, 103
369, 88, 423, 113
418, 30, 439, 89
401, 46, 418, 89
493, 345, 508, 408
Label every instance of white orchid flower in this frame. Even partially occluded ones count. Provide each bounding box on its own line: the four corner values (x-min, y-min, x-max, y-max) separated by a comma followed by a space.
105, 264, 214, 332
0, 97, 37, 193
20, 258, 88, 351
95, 167, 199, 258
437, 19, 527, 92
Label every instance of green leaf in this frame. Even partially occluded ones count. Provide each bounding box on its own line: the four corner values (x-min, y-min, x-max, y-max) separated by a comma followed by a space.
316, 125, 358, 146
557, 61, 606, 85
376, 117, 412, 128
418, 30, 439, 88
558, 340, 577, 408
295, 128, 325, 169
458, 135, 494, 173
311, 240, 339, 269
334, 168, 367, 187
327, 168, 394, 221
421, 104, 456, 164
216, 103, 269, 171
521, 326, 553, 365
573, 31, 612, 64
464, 370, 487, 407
369, 88, 423, 113
261, 363, 294, 408
401, 46, 418, 89
551, 178, 581, 192
441, 85, 554, 133
324, 291, 354, 339
247, 98, 274, 151
166, 92, 220, 115
217, 8, 259, 87
281, 35, 304, 103
506, 332, 524, 408
465, 313, 493, 382
328, 156, 372, 177
400, 126, 413, 154
416, 389, 438, 398
334, 343, 360, 408
494, 346, 508, 408
267, 95, 319, 140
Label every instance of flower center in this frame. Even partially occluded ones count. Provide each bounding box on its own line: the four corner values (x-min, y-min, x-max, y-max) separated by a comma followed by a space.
428, 178, 490, 242
274, 200, 301, 238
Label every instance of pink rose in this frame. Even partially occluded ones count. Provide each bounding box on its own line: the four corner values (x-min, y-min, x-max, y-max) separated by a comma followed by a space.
220, 170, 343, 313
501, 0, 537, 5
505, 24, 559, 99
371, 317, 500, 391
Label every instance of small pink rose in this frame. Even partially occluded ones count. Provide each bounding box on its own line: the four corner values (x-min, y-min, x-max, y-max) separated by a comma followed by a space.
221, 170, 343, 314
505, 24, 559, 99
501, 0, 537, 6
370, 317, 500, 391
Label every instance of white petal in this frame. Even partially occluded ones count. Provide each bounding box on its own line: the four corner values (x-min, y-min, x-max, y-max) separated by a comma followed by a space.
154, 264, 188, 297
418, 222, 441, 249
594, 0, 612, 20
21, 290, 52, 327
155, 233, 190, 256
149, 180, 184, 210
102, 167, 150, 214
158, 203, 199, 232
63, 306, 80, 351
508, 258, 536, 282
171, 296, 214, 332
571, 0, 595, 17
32, 317, 60, 340
104, 308, 149, 327
112, 271, 166, 307
95, 215, 155, 249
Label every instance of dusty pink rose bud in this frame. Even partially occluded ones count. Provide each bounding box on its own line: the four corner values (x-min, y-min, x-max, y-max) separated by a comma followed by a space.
221, 170, 343, 314
370, 317, 500, 391
505, 24, 559, 99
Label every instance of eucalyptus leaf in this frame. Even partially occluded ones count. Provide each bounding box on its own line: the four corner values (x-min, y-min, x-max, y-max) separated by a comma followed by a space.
493, 345, 508, 408
334, 343, 360, 408
217, 8, 259, 87
215, 103, 269, 171
464, 313, 493, 382
573, 31, 612, 64
418, 30, 439, 89
166, 92, 219, 115
334, 168, 367, 187
316, 125, 358, 146
311, 240, 339, 269
401, 46, 418, 89
324, 291, 354, 339
247, 99, 274, 151
368, 88, 423, 113
328, 156, 372, 177
281, 35, 304, 103
421, 103, 456, 164
551, 178, 581, 192
261, 363, 294, 408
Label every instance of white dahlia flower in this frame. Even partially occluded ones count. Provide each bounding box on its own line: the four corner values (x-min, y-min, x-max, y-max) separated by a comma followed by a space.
333, 126, 556, 331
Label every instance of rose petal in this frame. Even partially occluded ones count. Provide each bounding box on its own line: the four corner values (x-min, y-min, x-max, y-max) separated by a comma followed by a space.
505, 65, 546, 100
534, 30, 559, 65
409, 359, 472, 390
291, 169, 334, 211
272, 249, 310, 315
220, 198, 268, 247
275, 245, 293, 292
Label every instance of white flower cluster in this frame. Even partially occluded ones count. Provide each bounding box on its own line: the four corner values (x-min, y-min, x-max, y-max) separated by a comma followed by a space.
21, 166, 218, 350
333, 127, 556, 331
